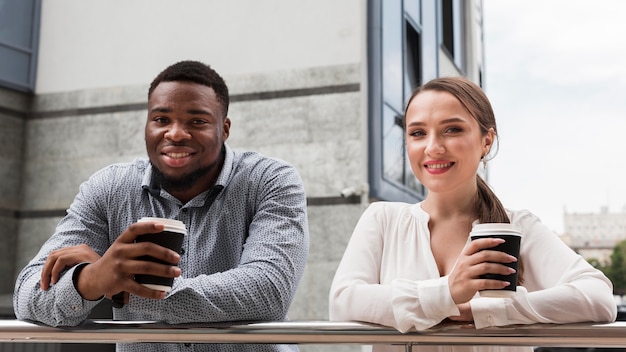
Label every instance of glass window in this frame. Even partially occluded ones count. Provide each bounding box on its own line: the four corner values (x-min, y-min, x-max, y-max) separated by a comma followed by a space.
368, 0, 438, 203
441, 0, 454, 57
0, 0, 41, 92
382, 104, 405, 186
440, 0, 465, 71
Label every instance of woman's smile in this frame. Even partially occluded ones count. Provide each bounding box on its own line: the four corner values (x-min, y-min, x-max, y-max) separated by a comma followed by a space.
424, 161, 455, 174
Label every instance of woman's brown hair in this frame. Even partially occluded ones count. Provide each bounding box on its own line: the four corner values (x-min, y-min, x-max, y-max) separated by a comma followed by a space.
404, 76, 524, 283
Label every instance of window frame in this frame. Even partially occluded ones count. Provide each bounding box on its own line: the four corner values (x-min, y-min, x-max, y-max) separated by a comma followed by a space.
367, 0, 440, 203
0, 0, 42, 93
440, 0, 466, 72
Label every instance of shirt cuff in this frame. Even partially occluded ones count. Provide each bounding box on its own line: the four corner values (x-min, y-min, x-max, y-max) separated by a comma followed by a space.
470, 296, 508, 328
391, 276, 459, 332
71, 262, 104, 301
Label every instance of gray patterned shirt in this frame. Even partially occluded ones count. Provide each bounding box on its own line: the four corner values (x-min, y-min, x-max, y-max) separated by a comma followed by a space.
14, 144, 309, 352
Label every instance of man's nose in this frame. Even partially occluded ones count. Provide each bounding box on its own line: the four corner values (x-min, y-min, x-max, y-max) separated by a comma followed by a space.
164, 122, 191, 141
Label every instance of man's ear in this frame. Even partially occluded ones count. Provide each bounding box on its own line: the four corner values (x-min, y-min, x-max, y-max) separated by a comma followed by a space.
223, 117, 231, 141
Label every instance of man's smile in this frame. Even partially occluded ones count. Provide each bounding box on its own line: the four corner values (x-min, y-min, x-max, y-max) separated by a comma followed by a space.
164, 152, 191, 159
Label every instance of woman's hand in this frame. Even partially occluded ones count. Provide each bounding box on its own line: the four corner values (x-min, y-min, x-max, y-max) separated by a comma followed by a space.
449, 302, 473, 322
448, 237, 517, 304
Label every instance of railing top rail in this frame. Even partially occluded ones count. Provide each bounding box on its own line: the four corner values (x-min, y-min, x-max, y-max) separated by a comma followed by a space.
1, 319, 625, 347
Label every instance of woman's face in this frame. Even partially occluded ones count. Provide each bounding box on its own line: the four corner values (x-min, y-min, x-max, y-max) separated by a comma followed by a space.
405, 90, 494, 195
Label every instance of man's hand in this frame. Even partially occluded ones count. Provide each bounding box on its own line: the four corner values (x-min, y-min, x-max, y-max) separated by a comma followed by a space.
74, 221, 182, 301
41, 244, 101, 290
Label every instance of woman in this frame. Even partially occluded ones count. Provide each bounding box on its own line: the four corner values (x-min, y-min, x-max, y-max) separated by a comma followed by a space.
329, 77, 616, 352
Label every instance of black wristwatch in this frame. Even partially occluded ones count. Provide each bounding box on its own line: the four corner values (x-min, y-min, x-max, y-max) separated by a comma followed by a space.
111, 292, 125, 308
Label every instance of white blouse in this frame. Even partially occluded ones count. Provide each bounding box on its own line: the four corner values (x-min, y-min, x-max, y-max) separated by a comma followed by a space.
329, 202, 617, 352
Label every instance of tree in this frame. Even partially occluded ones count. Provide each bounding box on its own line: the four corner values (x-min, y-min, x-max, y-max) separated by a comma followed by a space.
604, 239, 626, 295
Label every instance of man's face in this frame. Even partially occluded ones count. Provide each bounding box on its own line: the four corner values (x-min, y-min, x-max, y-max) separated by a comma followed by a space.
145, 81, 230, 194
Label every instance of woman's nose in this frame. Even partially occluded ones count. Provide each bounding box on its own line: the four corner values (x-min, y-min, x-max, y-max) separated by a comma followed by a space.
424, 136, 445, 155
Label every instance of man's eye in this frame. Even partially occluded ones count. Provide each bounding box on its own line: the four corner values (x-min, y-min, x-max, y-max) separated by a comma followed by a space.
154, 117, 169, 123
191, 119, 208, 125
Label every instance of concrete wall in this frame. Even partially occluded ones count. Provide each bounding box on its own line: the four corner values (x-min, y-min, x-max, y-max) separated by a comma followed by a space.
36, 0, 364, 93
0, 87, 29, 296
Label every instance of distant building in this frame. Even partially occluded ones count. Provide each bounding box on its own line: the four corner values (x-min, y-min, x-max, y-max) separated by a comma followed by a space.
562, 207, 626, 264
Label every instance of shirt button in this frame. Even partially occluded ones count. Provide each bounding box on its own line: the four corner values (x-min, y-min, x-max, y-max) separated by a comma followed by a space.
182, 208, 189, 213
184, 343, 191, 347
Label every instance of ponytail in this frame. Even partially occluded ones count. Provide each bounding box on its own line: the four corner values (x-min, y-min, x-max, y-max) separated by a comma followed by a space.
475, 175, 509, 224
475, 174, 524, 284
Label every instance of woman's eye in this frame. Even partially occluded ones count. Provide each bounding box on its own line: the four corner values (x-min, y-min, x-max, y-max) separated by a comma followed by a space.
445, 126, 462, 134
409, 130, 426, 137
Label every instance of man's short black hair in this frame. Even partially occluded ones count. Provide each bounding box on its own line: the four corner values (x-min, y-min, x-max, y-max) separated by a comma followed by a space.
148, 60, 229, 116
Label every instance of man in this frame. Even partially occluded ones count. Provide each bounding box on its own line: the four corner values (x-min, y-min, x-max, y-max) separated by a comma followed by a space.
13, 60, 310, 352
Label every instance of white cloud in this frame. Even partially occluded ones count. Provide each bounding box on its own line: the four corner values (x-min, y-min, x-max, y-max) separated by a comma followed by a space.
485, 0, 626, 86
483, 0, 626, 233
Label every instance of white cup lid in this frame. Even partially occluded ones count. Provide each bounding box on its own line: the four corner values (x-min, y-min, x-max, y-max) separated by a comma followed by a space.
470, 223, 521, 235
138, 217, 187, 234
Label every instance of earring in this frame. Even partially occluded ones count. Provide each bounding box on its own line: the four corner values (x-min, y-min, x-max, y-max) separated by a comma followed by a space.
481, 154, 487, 169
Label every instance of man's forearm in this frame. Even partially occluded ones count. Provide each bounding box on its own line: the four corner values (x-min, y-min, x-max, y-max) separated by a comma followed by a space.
14, 264, 100, 327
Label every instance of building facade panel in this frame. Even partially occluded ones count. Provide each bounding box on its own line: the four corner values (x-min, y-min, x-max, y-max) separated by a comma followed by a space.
35, 0, 364, 94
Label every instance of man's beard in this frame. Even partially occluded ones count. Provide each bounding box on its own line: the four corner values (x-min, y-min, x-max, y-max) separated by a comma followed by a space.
151, 158, 220, 193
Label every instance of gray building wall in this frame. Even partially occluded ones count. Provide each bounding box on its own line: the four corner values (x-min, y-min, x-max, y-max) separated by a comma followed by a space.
0, 86, 28, 298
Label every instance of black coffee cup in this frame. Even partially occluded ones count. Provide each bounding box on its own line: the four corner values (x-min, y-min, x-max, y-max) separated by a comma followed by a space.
134, 217, 186, 292
470, 223, 521, 298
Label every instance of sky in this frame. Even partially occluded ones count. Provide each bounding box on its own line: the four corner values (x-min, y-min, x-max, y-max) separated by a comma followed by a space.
483, 0, 626, 234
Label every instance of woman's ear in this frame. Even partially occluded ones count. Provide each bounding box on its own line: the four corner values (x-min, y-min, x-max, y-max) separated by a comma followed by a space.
483, 128, 495, 155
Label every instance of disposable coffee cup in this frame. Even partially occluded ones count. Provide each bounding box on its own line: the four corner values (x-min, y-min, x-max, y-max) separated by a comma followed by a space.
134, 217, 186, 292
470, 223, 521, 298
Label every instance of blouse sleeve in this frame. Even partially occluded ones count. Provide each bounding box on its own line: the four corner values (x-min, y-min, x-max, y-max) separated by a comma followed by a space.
329, 203, 460, 332
470, 210, 617, 329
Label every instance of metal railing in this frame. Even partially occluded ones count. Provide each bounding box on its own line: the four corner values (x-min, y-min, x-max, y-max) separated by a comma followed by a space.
1, 319, 626, 350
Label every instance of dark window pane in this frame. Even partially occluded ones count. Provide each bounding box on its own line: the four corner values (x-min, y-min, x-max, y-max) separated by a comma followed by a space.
383, 104, 405, 185
0, 0, 35, 48
441, 0, 454, 57
404, 22, 422, 103
0, 46, 30, 85
0, 0, 39, 92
